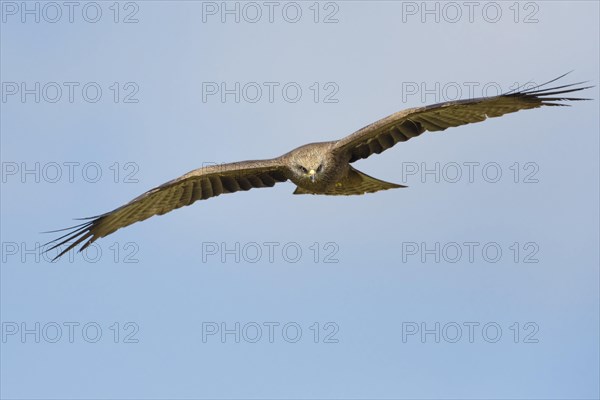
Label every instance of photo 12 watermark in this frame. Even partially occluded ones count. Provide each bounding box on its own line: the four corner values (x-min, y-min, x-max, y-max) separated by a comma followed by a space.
2, 161, 140, 184
401, 81, 539, 103
401, 241, 540, 264
399, 161, 540, 185
1, 1, 140, 24
401, 321, 539, 343
200, 241, 340, 264
2, 321, 140, 344
200, 1, 340, 24
399, 2, 540, 24
201, 81, 340, 104
201, 321, 340, 343
2, 241, 141, 264
1, 82, 140, 104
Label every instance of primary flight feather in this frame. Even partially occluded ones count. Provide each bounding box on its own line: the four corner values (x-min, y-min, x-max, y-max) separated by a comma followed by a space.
45, 74, 592, 260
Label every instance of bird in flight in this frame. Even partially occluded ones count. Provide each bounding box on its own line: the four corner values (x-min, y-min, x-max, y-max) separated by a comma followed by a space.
45, 74, 591, 260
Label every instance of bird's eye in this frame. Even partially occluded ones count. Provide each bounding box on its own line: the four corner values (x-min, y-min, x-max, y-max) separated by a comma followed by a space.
316, 164, 323, 173
297, 165, 308, 173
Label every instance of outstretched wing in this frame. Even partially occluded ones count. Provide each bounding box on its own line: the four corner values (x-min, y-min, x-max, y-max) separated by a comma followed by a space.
45, 159, 288, 260
333, 73, 592, 162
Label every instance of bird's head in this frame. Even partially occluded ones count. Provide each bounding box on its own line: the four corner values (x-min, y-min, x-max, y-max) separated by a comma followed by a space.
288, 143, 331, 184
294, 162, 324, 183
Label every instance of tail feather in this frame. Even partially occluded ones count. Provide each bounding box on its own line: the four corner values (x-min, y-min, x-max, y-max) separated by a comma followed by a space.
293, 167, 406, 196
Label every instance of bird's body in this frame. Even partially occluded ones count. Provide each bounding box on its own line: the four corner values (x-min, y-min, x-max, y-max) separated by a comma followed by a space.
278, 140, 403, 195
281, 141, 356, 193
45, 74, 592, 260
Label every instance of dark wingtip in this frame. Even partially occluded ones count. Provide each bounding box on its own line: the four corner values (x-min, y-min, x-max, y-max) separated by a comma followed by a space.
505, 74, 594, 104
40, 220, 92, 234
504, 71, 574, 95
504, 72, 594, 103
42, 217, 101, 261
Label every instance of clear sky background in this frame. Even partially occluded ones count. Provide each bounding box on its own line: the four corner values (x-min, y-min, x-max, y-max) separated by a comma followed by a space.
1, 1, 599, 399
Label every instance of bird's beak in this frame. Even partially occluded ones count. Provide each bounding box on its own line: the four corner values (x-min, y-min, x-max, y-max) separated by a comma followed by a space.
308, 169, 316, 182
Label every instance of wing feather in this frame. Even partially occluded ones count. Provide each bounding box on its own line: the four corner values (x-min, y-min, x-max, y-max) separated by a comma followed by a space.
45, 159, 288, 260
334, 74, 592, 162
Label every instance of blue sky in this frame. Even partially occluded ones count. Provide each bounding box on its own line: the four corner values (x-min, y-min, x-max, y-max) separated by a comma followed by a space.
1, 1, 599, 399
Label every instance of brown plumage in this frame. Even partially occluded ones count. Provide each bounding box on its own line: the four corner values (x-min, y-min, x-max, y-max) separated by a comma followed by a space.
45, 74, 591, 260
